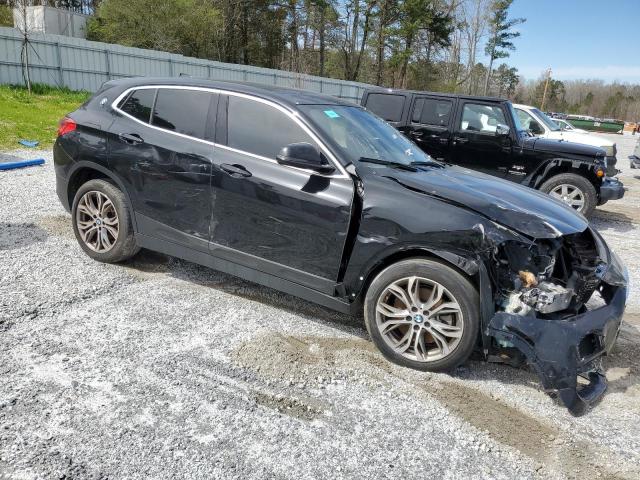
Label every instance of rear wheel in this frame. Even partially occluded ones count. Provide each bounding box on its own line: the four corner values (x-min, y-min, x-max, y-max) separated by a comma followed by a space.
364, 259, 480, 372
540, 173, 597, 217
72, 179, 139, 263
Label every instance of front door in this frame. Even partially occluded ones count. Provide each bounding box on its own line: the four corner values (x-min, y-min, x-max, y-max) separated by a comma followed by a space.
403, 96, 454, 161
108, 87, 218, 250
448, 101, 514, 178
209, 94, 354, 290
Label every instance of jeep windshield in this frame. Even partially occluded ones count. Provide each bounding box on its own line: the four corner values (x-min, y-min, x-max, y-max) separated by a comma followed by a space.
299, 105, 438, 167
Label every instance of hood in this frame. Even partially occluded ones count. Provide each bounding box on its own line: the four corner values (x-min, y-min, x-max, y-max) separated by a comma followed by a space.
373, 164, 588, 239
524, 136, 605, 158
544, 130, 614, 148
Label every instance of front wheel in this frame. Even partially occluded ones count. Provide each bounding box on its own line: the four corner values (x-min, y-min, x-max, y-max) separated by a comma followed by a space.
364, 259, 480, 372
539, 173, 597, 217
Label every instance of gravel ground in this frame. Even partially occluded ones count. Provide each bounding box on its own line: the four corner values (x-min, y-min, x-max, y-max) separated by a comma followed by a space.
1, 133, 639, 480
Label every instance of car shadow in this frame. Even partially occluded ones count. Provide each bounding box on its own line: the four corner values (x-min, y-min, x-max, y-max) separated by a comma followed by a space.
121, 249, 639, 407
591, 209, 638, 233
124, 249, 365, 335
0, 222, 48, 250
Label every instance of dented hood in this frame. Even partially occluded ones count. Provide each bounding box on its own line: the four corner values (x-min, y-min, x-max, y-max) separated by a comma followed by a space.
382, 164, 588, 238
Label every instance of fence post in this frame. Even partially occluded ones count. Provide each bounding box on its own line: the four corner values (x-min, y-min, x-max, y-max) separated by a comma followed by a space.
243, 69, 248, 82
168, 58, 174, 76
55, 42, 64, 87
207, 64, 212, 79
273, 72, 277, 85
104, 49, 111, 80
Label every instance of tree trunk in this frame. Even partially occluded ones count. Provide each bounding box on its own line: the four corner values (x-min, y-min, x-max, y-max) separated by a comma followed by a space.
483, 50, 494, 96
319, 7, 326, 76
399, 33, 414, 89
288, 0, 299, 72
241, 1, 249, 65
375, 0, 390, 86
351, 2, 373, 81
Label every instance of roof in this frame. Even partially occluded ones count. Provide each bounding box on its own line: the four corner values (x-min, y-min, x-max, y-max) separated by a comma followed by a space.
105, 76, 358, 108
364, 87, 507, 103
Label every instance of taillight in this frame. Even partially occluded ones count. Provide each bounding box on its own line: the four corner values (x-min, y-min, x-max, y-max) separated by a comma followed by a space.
57, 117, 76, 137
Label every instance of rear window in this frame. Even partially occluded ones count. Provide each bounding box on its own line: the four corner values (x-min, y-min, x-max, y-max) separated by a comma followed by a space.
364, 93, 405, 122
119, 89, 155, 123
151, 89, 213, 139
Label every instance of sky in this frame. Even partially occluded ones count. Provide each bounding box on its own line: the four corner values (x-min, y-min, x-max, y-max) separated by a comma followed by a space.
492, 0, 640, 83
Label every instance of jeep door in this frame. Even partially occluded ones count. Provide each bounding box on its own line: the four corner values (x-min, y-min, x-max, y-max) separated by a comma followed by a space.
209, 94, 354, 293
448, 101, 514, 178
404, 96, 454, 161
108, 87, 218, 251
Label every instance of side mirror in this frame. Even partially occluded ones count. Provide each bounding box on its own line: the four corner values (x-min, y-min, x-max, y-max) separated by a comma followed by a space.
276, 143, 335, 174
496, 123, 510, 136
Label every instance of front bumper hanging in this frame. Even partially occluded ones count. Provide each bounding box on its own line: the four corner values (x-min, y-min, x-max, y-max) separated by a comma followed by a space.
488, 282, 627, 415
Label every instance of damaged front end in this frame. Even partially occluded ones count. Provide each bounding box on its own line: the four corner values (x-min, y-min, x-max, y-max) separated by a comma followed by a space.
481, 225, 628, 415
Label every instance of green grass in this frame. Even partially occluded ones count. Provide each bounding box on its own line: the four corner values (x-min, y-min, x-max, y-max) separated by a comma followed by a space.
0, 84, 90, 150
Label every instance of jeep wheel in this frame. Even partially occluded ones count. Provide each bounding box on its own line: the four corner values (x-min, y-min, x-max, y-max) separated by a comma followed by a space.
72, 179, 139, 263
364, 259, 479, 372
540, 173, 597, 217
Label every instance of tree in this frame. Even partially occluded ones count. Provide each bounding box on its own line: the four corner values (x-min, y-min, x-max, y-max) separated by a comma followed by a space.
492, 63, 518, 97
482, 0, 524, 95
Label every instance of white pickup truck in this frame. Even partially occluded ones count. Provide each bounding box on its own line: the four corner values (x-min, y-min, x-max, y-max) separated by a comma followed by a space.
514, 104, 618, 176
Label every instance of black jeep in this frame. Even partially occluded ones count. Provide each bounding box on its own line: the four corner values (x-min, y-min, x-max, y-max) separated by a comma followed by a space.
361, 89, 625, 217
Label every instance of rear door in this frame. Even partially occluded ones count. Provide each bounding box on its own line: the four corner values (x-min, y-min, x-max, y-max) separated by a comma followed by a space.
108, 86, 217, 251
404, 96, 454, 161
448, 101, 513, 177
209, 94, 354, 291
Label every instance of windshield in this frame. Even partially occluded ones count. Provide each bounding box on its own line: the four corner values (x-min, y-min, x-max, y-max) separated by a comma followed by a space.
532, 108, 561, 131
507, 102, 526, 133
298, 105, 435, 166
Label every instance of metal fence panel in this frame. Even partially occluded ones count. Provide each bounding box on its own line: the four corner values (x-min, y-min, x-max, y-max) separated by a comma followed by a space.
0, 26, 372, 102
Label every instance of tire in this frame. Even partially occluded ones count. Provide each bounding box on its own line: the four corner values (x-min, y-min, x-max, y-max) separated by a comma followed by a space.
364, 258, 480, 372
539, 173, 597, 217
71, 179, 139, 263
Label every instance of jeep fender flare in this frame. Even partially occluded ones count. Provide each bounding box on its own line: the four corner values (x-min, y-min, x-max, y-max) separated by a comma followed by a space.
526, 157, 596, 190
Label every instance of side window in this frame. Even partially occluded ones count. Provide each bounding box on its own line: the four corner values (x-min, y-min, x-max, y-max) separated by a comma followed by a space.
460, 103, 507, 134
119, 89, 155, 123
415, 98, 452, 127
227, 96, 314, 159
364, 93, 405, 122
151, 89, 213, 140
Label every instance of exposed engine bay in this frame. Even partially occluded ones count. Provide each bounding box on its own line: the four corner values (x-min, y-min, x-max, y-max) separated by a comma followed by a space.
481, 226, 627, 415
492, 230, 605, 318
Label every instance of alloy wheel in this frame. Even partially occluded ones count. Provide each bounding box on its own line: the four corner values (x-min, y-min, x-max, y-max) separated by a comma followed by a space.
375, 276, 464, 363
550, 183, 585, 211
76, 190, 119, 252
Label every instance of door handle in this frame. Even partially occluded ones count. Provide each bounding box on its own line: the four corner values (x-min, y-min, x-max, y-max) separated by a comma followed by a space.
452, 136, 469, 145
412, 131, 424, 137
220, 163, 252, 178
119, 133, 143, 145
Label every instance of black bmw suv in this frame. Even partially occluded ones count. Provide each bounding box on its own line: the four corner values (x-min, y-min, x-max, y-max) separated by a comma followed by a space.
54, 78, 628, 414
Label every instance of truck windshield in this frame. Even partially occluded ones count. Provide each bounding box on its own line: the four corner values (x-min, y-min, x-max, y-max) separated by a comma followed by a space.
299, 105, 435, 166
532, 108, 561, 131
507, 103, 526, 133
